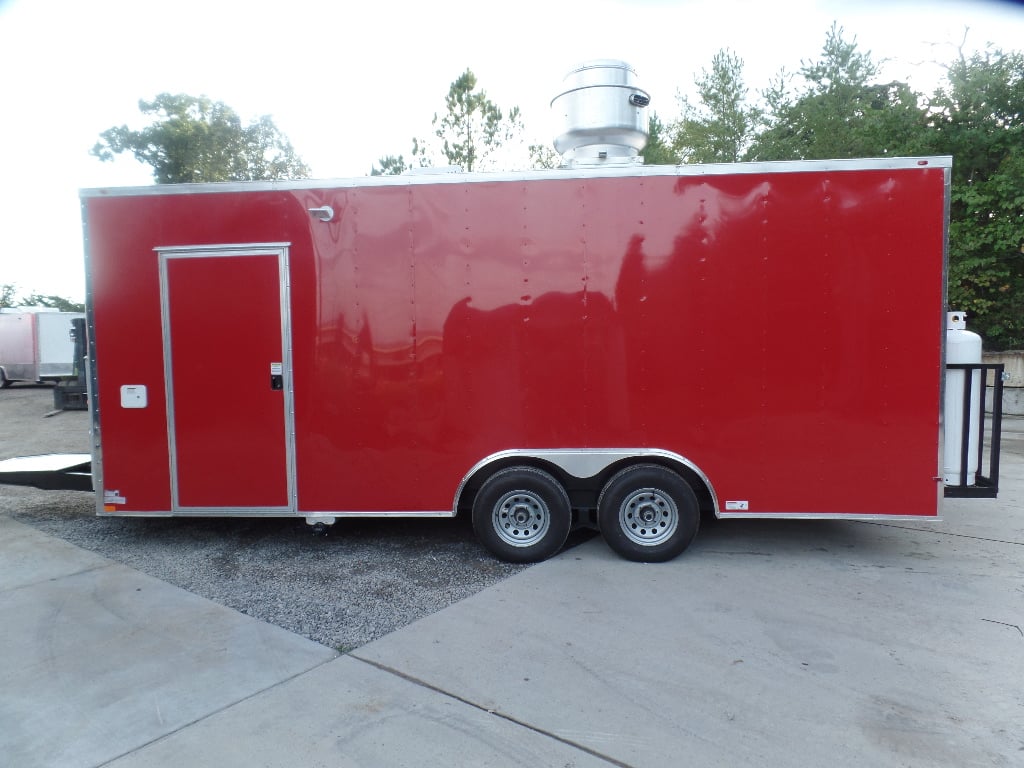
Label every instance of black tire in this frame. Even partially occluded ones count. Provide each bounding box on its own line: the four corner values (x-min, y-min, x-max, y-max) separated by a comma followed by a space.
472, 466, 572, 563
0, 369, 10, 388
597, 464, 700, 562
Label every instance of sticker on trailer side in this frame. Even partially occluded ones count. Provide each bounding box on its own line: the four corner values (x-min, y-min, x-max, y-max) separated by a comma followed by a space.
104, 489, 126, 505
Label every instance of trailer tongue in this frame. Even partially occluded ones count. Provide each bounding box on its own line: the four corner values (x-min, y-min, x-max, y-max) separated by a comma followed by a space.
0, 454, 92, 492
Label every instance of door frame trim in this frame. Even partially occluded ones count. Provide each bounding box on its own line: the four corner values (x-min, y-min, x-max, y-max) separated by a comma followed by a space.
157, 243, 296, 514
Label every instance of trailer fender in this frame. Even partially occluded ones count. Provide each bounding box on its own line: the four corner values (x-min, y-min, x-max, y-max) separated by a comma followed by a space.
454, 449, 719, 519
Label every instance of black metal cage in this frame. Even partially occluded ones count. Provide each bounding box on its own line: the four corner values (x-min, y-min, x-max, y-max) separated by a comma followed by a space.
944, 363, 1004, 499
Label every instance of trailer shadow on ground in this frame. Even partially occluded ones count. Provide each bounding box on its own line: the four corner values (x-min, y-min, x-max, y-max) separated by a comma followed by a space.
697, 514, 927, 554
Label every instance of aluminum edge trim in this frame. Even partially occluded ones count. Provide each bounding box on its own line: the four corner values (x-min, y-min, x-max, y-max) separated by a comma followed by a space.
168, 506, 294, 515
719, 513, 941, 521
299, 510, 456, 519
278, 247, 298, 513
157, 244, 296, 513
153, 242, 291, 256
80, 157, 954, 197
82, 198, 104, 507
938, 163, 953, 515
98, 509, 455, 518
157, 253, 180, 510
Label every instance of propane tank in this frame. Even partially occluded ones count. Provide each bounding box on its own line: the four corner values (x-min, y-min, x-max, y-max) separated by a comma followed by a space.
943, 311, 983, 485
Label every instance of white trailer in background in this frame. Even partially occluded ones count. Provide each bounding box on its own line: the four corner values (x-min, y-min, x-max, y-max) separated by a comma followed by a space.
0, 309, 85, 387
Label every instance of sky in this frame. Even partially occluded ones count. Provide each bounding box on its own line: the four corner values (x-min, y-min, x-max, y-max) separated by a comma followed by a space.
1, 0, 1023, 302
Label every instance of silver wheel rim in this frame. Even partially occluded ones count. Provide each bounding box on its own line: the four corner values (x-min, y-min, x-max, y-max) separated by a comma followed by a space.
492, 489, 551, 548
619, 487, 679, 546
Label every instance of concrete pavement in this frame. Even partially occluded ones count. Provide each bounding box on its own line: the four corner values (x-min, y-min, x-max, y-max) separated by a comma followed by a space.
2, 424, 1022, 767
0, 515, 336, 768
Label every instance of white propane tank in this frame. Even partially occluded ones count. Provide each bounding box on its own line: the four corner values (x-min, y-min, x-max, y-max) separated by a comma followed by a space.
944, 311, 983, 485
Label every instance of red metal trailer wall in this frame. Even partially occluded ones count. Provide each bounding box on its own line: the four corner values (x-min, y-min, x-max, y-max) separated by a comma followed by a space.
84, 161, 947, 517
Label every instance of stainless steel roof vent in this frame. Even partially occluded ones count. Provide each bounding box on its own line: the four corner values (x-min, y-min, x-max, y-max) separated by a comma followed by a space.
551, 59, 650, 167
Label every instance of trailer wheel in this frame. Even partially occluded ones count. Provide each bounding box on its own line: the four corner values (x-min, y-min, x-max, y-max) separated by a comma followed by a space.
598, 464, 699, 562
472, 466, 572, 563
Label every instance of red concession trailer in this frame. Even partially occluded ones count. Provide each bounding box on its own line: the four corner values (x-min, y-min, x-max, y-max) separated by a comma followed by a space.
77, 155, 964, 562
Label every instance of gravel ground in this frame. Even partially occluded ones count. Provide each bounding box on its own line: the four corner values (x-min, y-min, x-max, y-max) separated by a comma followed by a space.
0, 385, 585, 650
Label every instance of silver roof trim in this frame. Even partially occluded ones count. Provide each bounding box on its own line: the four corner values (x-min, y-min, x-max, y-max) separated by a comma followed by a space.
80, 156, 953, 198
719, 513, 940, 521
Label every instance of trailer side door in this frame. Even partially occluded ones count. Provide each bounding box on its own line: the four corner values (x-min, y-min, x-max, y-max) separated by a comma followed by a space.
159, 244, 295, 513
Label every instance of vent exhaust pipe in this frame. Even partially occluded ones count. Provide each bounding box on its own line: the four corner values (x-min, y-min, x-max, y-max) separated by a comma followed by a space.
551, 60, 650, 167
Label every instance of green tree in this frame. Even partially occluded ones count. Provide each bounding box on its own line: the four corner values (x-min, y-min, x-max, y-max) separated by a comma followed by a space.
672, 50, 762, 163
19, 294, 85, 313
370, 154, 412, 176
431, 69, 522, 171
399, 69, 523, 172
748, 24, 926, 161
529, 143, 561, 170
641, 114, 678, 165
0, 285, 83, 312
93, 94, 310, 183
928, 46, 1024, 349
